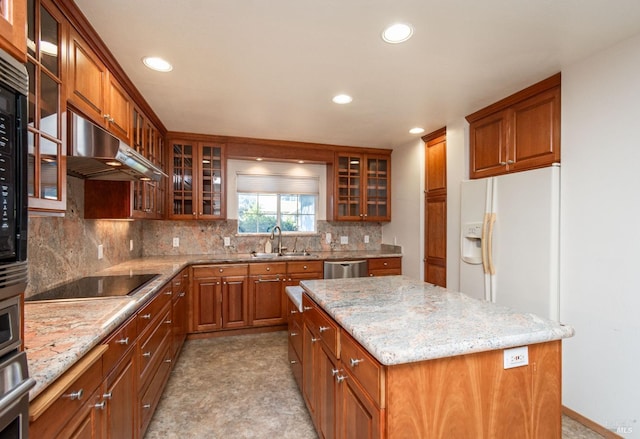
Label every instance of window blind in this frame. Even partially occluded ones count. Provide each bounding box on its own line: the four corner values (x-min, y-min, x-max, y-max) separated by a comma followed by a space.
236, 173, 319, 194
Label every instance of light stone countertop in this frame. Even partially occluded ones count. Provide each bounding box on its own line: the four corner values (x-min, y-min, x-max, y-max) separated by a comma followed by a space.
25, 251, 399, 400
299, 275, 575, 366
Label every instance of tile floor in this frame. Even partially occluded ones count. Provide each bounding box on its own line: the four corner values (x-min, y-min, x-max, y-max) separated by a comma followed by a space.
145, 332, 603, 439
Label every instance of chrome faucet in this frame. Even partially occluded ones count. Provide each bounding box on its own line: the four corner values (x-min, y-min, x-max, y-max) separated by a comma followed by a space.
269, 226, 282, 254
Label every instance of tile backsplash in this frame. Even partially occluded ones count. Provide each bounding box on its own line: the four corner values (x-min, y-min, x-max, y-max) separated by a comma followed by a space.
26, 177, 383, 296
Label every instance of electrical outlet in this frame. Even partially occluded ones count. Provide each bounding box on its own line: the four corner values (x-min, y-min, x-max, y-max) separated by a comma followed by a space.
98, 244, 104, 260
364, 235, 369, 244
325, 233, 332, 244
129, 239, 134, 251
340, 236, 348, 245
172, 237, 179, 248
503, 346, 529, 369
224, 237, 231, 247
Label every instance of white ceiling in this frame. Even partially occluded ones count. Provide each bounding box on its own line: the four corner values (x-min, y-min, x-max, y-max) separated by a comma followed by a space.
74, 0, 640, 149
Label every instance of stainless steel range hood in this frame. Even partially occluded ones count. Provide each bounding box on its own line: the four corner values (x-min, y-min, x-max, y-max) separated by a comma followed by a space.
67, 112, 167, 181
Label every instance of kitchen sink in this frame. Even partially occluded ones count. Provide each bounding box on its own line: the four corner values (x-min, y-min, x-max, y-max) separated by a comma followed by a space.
250, 251, 317, 259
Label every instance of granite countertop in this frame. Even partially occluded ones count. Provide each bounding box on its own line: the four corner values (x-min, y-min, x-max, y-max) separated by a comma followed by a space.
299, 275, 575, 366
25, 251, 400, 401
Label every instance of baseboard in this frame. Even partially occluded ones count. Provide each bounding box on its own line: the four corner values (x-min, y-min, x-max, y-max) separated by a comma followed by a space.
187, 325, 287, 340
562, 406, 624, 439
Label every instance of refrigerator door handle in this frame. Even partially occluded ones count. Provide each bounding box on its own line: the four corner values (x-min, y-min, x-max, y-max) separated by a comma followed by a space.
486, 213, 496, 275
481, 213, 490, 274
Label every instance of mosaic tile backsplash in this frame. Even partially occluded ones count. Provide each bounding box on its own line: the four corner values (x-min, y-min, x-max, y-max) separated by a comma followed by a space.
26, 177, 383, 297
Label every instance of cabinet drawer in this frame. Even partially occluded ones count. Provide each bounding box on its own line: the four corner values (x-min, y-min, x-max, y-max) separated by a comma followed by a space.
137, 285, 172, 334
341, 331, 385, 408
29, 346, 106, 438
287, 260, 323, 275
138, 303, 172, 388
249, 262, 287, 276
288, 341, 303, 391
139, 341, 173, 437
368, 257, 401, 271
103, 315, 137, 375
193, 264, 248, 278
302, 295, 339, 358
289, 318, 303, 359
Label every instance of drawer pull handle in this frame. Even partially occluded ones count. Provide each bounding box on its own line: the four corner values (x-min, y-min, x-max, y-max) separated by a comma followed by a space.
311, 337, 320, 343
219, 268, 224, 273
115, 337, 129, 345
165, 358, 172, 364
350, 358, 364, 367
383, 262, 388, 266
142, 351, 152, 358
290, 360, 297, 364
165, 291, 173, 296
290, 310, 298, 315
103, 392, 112, 400
165, 319, 172, 325
179, 292, 186, 297
175, 281, 181, 286
63, 389, 84, 401
94, 401, 106, 410
141, 313, 152, 320
303, 306, 313, 311
303, 265, 308, 269
336, 374, 348, 383
319, 326, 330, 333
143, 403, 151, 409
290, 332, 298, 337
331, 368, 341, 376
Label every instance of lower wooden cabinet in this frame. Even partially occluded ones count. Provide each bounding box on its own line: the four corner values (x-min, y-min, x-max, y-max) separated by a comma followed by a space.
367, 257, 402, 277
104, 348, 136, 439
250, 262, 287, 326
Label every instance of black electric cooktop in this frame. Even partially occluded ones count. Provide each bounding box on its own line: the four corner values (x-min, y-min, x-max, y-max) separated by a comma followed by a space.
26, 273, 160, 302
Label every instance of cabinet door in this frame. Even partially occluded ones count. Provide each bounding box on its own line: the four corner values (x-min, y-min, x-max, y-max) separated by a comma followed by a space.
364, 155, 390, 221
338, 373, 381, 439
318, 344, 339, 439
510, 86, 561, 172
172, 287, 188, 362
335, 153, 363, 221
199, 143, 225, 219
169, 140, 196, 219
26, 0, 66, 212
302, 322, 319, 426
105, 351, 136, 439
68, 28, 107, 123
192, 277, 222, 332
469, 110, 509, 179
222, 275, 250, 329
105, 75, 131, 142
0, 0, 27, 62
251, 275, 286, 326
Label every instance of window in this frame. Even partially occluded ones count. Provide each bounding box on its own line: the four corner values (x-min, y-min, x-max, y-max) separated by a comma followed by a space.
237, 174, 318, 234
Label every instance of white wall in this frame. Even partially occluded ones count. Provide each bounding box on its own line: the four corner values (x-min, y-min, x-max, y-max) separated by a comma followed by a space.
382, 139, 424, 280
561, 32, 640, 437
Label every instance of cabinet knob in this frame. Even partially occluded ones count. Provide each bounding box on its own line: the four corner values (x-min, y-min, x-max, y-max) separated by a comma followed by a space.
143, 404, 152, 410
94, 401, 106, 410
165, 290, 173, 296
336, 374, 348, 383
500, 161, 507, 166
507, 159, 515, 164
219, 269, 224, 273
303, 265, 308, 270
102, 392, 113, 400
266, 267, 270, 271
311, 337, 320, 343
331, 368, 341, 376
383, 262, 388, 266
165, 319, 172, 325
63, 389, 84, 400
142, 351, 152, 358
290, 310, 298, 314
141, 313, 152, 320
303, 306, 313, 311
350, 358, 364, 367
290, 332, 298, 337
290, 360, 297, 364
319, 326, 330, 333
115, 337, 129, 345
164, 358, 172, 364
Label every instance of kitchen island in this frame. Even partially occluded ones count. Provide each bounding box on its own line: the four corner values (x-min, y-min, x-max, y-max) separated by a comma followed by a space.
297, 276, 574, 438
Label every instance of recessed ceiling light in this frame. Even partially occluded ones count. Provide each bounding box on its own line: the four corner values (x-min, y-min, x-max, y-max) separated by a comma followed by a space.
332, 94, 353, 104
409, 127, 425, 134
142, 56, 173, 72
382, 23, 413, 44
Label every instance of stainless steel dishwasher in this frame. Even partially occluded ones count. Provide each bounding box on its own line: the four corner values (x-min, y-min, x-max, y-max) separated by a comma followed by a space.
323, 260, 368, 279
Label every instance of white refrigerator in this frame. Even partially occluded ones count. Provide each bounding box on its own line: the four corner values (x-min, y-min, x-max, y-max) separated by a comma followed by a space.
459, 165, 560, 321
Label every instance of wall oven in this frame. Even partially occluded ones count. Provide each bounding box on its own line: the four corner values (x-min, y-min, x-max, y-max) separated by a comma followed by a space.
0, 47, 34, 439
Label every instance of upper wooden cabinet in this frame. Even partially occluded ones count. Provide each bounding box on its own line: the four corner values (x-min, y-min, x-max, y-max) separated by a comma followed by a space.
466, 73, 561, 179
0, 0, 27, 62
331, 152, 391, 222
26, 0, 67, 213
168, 138, 226, 220
67, 27, 131, 143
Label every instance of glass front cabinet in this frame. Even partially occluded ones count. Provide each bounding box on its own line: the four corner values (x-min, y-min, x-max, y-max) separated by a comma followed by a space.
333, 152, 390, 222
169, 139, 225, 220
